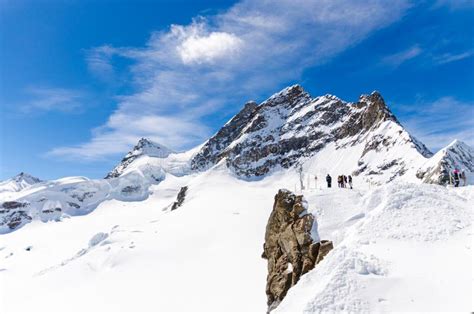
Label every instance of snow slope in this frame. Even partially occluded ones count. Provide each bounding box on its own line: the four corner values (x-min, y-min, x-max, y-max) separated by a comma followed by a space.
277, 182, 473, 312
0, 164, 472, 312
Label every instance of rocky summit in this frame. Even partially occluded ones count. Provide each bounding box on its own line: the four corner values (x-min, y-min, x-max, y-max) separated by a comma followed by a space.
262, 189, 333, 311
190, 85, 432, 180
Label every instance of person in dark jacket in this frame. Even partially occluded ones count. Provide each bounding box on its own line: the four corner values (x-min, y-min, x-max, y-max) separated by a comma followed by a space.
343, 175, 348, 188
453, 169, 460, 187
348, 175, 353, 189
338, 175, 344, 188
326, 174, 332, 188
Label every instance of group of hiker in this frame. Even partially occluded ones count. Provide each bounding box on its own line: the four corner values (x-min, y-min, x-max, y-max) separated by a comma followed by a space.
325, 174, 352, 189
324, 169, 468, 188
452, 169, 467, 187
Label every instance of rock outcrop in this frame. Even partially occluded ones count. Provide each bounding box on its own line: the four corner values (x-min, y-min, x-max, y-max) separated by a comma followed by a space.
171, 186, 188, 210
262, 189, 333, 311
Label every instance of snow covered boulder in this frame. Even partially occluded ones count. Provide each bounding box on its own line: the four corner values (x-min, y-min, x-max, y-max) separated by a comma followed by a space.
262, 189, 332, 311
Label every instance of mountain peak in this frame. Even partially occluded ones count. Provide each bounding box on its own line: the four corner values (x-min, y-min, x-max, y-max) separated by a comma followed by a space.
357, 90, 398, 127
417, 140, 473, 184
262, 84, 311, 110
126, 138, 173, 159
12, 172, 41, 184
0, 172, 41, 193
105, 138, 174, 179
191, 85, 430, 179
278, 84, 308, 98
446, 139, 469, 149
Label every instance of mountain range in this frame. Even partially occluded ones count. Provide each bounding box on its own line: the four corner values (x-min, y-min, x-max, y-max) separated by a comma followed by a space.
1, 84, 473, 233
0, 84, 473, 312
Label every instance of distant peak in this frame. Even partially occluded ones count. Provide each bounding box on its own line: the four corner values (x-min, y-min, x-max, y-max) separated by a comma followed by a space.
12, 172, 41, 184
127, 137, 174, 159
446, 139, 471, 150
136, 137, 156, 146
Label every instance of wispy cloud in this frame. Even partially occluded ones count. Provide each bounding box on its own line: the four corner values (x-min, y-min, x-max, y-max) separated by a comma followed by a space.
21, 87, 86, 113
433, 50, 473, 64
85, 45, 116, 82
50, 0, 412, 160
47, 114, 209, 160
382, 45, 423, 67
396, 96, 474, 151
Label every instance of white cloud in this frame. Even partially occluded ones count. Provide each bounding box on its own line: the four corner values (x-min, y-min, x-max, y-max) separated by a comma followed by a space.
382, 45, 423, 67
177, 30, 243, 65
50, 0, 411, 160
22, 87, 85, 113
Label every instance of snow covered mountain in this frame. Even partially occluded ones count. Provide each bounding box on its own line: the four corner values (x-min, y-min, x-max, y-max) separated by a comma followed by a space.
0, 84, 473, 312
416, 139, 474, 184
191, 85, 432, 183
106, 138, 174, 178
0, 172, 41, 194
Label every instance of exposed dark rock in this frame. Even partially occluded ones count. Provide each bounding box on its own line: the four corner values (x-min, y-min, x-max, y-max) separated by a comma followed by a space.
67, 202, 80, 209
70, 191, 95, 202
121, 186, 141, 194
2, 210, 32, 230
171, 186, 188, 211
191, 101, 259, 171
262, 189, 333, 311
2, 201, 29, 210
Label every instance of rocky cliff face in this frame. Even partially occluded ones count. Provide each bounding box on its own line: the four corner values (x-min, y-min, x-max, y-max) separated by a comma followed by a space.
417, 140, 474, 184
262, 189, 333, 311
190, 85, 432, 180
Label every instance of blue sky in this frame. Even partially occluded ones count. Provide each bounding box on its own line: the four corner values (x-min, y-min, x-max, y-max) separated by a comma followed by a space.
0, 0, 473, 180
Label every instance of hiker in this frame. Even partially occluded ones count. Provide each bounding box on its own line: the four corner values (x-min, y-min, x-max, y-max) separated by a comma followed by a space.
460, 170, 467, 186
314, 175, 318, 189
337, 175, 341, 188
326, 174, 332, 188
343, 175, 348, 188
453, 169, 460, 187
348, 175, 353, 189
